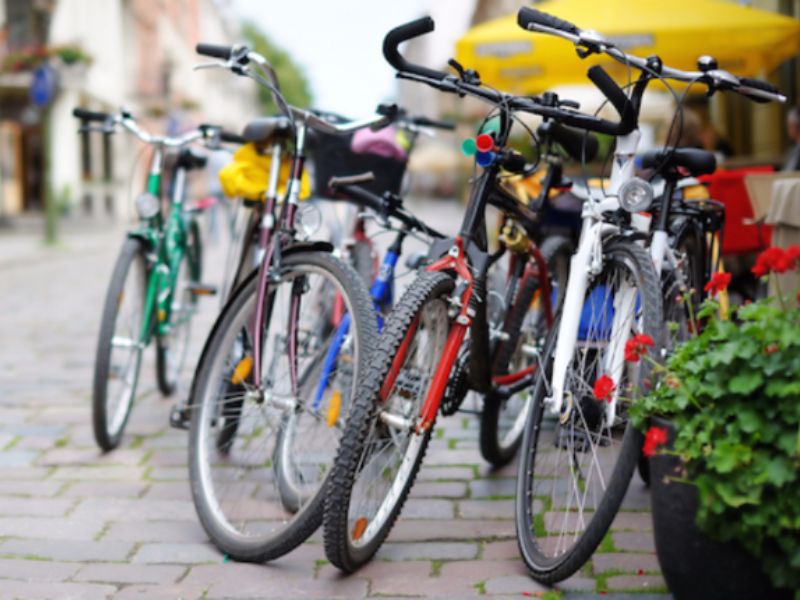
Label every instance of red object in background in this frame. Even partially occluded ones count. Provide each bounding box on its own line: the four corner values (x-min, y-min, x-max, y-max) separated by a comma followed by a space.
699, 166, 773, 255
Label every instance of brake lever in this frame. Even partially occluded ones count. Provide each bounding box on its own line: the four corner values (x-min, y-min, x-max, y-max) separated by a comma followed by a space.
193, 61, 226, 71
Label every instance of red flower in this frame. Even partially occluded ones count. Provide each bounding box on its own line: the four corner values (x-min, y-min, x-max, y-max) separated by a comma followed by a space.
703, 272, 731, 296
787, 245, 800, 267
593, 375, 616, 403
642, 425, 669, 458
764, 343, 778, 355
752, 247, 793, 277
624, 334, 655, 362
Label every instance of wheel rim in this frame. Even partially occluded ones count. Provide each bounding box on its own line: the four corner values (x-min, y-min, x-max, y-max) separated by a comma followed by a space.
522, 253, 649, 561
162, 255, 196, 388
195, 263, 359, 543
105, 255, 146, 436
346, 298, 449, 549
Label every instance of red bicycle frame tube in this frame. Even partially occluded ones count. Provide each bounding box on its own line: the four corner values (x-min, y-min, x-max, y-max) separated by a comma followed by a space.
417, 237, 474, 432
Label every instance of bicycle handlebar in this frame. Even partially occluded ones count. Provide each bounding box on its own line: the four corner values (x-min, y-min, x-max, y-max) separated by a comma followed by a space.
72, 108, 215, 148
196, 43, 234, 61
382, 18, 636, 136
517, 6, 786, 105
72, 108, 111, 123
408, 115, 456, 131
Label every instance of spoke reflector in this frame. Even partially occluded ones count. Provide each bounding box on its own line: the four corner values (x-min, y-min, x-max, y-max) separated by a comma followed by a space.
326, 390, 342, 428
230, 355, 253, 385
351, 517, 368, 541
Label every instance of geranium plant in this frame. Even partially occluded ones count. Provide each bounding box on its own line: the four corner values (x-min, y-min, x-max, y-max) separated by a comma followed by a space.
629, 246, 800, 591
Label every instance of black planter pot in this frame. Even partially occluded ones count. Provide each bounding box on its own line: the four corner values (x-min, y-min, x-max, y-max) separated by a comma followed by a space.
649, 418, 792, 600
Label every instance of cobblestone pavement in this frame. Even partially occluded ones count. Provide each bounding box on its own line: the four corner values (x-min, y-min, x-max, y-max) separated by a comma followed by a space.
0, 203, 670, 599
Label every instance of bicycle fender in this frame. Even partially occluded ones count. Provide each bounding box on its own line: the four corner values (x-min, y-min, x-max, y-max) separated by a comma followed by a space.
281, 240, 335, 256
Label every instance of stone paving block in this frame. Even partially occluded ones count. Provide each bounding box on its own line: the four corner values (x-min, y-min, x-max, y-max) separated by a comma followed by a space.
0, 466, 53, 480
0, 496, 74, 517
436, 559, 530, 597
320, 560, 432, 597
184, 562, 320, 596
593, 552, 661, 573
0, 424, 65, 437
145, 449, 187, 467
61, 481, 148, 499
484, 575, 550, 595
613, 531, 656, 553
37, 448, 147, 467
611, 511, 654, 532
416, 466, 475, 481
401, 499, 455, 519
112, 583, 207, 600
0, 479, 64, 497
389, 519, 515, 542
141, 481, 192, 501
620, 482, 651, 510
482, 540, 519, 560
71, 498, 195, 521
0, 450, 39, 467
607, 574, 667, 591
458, 499, 514, 520
147, 467, 186, 481
102, 520, 208, 544
559, 575, 597, 591
0, 539, 135, 562
376, 542, 479, 562
477, 460, 518, 479
410, 481, 468, 498
140, 433, 191, 449
424, 448, 482, 466
0, 516, 104, 540
74, 563, 186, 585
132, 542, 221, 564
50, 466, 148, 481
468, 477, 516, 499
0, 580, 117, 600
0, 558, 80, 582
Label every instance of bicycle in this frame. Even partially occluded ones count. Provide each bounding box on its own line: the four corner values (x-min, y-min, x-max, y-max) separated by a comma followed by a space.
73, 108, 224, 452
322, 16, 633, 572
512, 7, 785, 583
184, 42, 397, 562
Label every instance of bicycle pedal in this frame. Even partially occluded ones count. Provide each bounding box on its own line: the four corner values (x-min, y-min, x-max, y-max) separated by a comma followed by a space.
188, 284, 217, 297
169, 403, 191, 430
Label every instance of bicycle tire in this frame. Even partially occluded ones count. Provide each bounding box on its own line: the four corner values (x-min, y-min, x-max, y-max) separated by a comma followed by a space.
156, 218, 202, 396
480, 235, 573, 467
516, 240, 663, 584
92, 237, 148, 451
324, 271, 454, 572
189, 250, 376, 562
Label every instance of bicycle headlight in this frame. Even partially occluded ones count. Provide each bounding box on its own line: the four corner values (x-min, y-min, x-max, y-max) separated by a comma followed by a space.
135, 193, 160, 220
618, 177, 654, 213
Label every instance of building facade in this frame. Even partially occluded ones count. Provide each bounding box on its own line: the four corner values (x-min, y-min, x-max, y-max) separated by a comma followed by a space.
0, 0, 259, 221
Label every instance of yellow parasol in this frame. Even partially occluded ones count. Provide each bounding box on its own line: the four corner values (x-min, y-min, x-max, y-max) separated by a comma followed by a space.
455, 0, 800, 94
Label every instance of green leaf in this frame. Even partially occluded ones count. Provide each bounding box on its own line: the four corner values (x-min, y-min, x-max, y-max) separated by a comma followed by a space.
764, 457, 796, 486
729, 371, 764, 395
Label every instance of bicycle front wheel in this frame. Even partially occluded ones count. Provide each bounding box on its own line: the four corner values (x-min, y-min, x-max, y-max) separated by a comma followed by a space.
92, 237, 148, 451
188, 250, 376, 562
516, 240, 662, 584
324, 271, 454, 572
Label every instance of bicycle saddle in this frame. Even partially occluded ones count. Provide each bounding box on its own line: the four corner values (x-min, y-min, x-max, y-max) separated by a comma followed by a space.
637, 148, 717, 178
176, 147, 208, 171
242, 116, 292, 144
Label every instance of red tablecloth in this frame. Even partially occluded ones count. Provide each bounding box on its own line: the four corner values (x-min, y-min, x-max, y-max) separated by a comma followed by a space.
699, 166, 774, 255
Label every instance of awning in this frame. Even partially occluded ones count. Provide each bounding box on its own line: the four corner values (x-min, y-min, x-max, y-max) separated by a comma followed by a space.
455, 0, 800, 94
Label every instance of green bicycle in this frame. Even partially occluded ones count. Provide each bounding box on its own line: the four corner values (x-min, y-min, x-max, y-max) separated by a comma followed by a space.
74, 108, 221, 451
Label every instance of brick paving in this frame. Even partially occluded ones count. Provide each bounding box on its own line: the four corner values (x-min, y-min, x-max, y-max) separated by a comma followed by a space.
0, 205, 671, 598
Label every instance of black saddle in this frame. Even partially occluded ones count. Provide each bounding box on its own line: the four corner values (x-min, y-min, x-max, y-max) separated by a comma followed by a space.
638, 148, 716, 178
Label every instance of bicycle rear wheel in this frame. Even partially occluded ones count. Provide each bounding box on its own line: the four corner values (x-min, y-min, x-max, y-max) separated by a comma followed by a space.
188, 250, 376, 562
480, 235, 572, 467
516, 240, 662, 584
156, 219, 202, 396
92, 237, 148, 451
324, 271, 453, 572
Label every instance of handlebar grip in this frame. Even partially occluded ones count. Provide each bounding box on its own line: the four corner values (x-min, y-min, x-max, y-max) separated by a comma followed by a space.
587, 65, 635, 134
412, 116, 456, 130
548, 123, 599, 162
517, 7, 580, 35
220, 130, 247, 144
738, 77, 781, 104
382, 17, 447, 81
196, 43, 233, 60
72, 107, 111, 122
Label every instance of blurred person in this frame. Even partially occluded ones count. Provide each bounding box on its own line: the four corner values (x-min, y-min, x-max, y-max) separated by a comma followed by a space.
782, 106, 800, 171
700, 123, 734, 164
